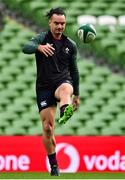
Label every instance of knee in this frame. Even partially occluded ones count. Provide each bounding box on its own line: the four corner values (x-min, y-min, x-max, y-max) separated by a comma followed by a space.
42, 120, 53, 137
59, 84, 73, 96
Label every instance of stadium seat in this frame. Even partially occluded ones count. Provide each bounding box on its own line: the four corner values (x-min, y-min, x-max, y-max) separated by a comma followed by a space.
27, 121, 42, 135
85, 97, 105, 109
101, 83, 121, 93
55, 126, 74, 135
84, 8, 104, 16
117, 45, 125, 67
92, 66, 111, 78
73, 113, 91, 124
101, 126, 123, 135
111, 2, 125, 12
6, 104, 26, 115
1, 30, 15, 40
93, 112, 114, 124
110, 120, 125, 130
2, 112, 19, 123
4, 126, 26, 135
77, 126, 99, 135
107, 75, 125, 85
70, 1, 88, 11
105, 9, 123, 16
0, 128, 4, 135
13, 119, 33, 129
50, 1, 67, 10
0, 52, 15, 63
102, 104, 122, 116
90, 1, 108, 11
0, 114, 10, 128
21, 112, 39, 124
118, 15, 125, 25
86, 119, 106, 130
85, 75, 105, 86
78, 104, 99, 116
65, 116, 82, 129
77, 15, 97, 26
100, 38, 118, 62
0, 96, 11, 109
2, 66, 21, 77
93, 90, 113, 102
0, 73, 13, 85
97, 15, 117, 26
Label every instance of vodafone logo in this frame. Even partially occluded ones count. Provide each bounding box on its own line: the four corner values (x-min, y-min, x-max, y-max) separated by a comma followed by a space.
46, 143, 80, 172
0, 155, 30, 171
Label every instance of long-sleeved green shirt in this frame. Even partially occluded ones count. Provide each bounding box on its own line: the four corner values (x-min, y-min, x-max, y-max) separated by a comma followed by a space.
22, 31, 79, 95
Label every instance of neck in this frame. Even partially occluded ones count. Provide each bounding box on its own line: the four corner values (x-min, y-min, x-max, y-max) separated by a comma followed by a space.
51, 32, 62, 40
53, 34, 62, 40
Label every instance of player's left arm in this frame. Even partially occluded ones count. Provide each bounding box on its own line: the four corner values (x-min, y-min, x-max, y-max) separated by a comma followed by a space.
69, 42, 80, 110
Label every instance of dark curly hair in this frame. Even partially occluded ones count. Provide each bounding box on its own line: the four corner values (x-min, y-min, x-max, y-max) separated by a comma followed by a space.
46, 7, 66, 19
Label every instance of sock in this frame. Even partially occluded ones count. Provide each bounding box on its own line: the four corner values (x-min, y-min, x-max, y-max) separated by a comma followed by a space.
60, 104, 69, 117
48, 152, 58, 167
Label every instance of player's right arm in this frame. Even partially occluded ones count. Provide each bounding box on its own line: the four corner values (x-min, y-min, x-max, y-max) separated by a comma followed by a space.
22, 33, 55, 56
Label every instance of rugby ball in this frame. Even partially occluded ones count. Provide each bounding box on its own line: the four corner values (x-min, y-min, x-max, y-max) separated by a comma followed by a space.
77, 24, 96, 43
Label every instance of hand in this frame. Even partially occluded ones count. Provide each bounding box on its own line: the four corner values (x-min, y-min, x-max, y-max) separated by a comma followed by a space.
38, 43, 55, 57
72, 95, 80, 111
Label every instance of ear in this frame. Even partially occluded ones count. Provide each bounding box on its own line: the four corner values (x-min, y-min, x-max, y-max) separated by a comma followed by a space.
49, 19, 51, 26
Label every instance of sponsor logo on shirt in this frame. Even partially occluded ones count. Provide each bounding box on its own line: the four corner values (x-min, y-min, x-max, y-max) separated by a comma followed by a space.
40, 100, 47, 107
65, 47, 70, 54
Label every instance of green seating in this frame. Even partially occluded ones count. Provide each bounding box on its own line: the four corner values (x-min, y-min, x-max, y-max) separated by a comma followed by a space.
100, 38, 118, 63
85, 97, 105, 109
2, 66, 21, 77
72, 112, 91, 124
85, 75, 105, 86
93, 113, 114, 124
50, 1, 67, 10
4, 126, 26, 135
2, 43, 21, 53
117, 44, 125, 67
55, 126, 74, 135
102, 104, 122, 116
78, 104, 99, 116
111, 2, 125, 11
0, 128, 4, 135
0, 96, 11, 108
0, 74, 13, 85
91, 1, 108, 11
70, 1, 88, 10
84, 8, 104, 16
27, 122, 42, 135
101, 126, 123, 135
13, 119, 33, 129
92, 90, 113, 101
1, 112, 19, 123
0, 52, 15, 63
6, 104, 26, 115
101, 83, 121, 94
92, 66, 111, 78
86, 119, 106, 129
0, 114, 10, 128
107, 74, 125, 85
77, 126, 99, 135
80, 82, 98, 94
21, 112, 39, 124
105, 9, 123, 16
65, 116, 82, 129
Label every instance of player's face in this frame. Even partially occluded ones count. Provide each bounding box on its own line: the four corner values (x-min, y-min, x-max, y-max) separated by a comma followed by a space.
49, 14, 66, 39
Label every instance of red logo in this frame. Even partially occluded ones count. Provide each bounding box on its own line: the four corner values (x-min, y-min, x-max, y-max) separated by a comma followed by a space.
46, 143, 80, 172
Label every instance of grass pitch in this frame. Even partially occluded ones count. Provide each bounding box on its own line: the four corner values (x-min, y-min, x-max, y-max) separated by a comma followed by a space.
0, 172, 125, 179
